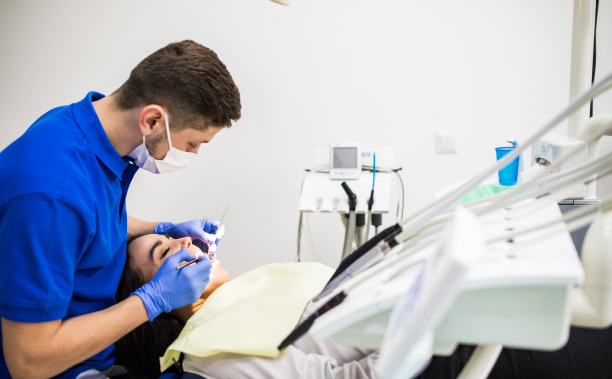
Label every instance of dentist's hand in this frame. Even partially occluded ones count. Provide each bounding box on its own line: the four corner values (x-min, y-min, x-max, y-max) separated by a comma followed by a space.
155, 219, 226, 253
132, 249, 212, 321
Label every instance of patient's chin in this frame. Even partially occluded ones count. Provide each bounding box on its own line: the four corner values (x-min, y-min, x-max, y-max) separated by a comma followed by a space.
219, 270, 230, 284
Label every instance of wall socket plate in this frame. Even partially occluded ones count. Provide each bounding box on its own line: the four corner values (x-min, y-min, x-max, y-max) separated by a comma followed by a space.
435, 129, 459, 154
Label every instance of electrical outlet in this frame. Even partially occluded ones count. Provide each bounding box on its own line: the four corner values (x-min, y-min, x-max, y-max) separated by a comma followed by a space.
435, 130, 459, 154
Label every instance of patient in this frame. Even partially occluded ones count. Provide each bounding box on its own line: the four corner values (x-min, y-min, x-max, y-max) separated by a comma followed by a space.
114, 234, 229, 378
121, 234, 230, 323
115, 234, 378, 379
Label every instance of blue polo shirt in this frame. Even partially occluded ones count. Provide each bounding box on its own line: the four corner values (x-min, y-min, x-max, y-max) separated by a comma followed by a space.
0, 92, 139, 378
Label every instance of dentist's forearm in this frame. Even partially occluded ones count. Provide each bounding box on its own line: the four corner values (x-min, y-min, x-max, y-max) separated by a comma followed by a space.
127, 215, 159, 237
2, 295, 149, 379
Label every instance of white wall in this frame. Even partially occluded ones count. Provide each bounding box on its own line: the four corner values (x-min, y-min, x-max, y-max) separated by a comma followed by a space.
2, 0, 603, 278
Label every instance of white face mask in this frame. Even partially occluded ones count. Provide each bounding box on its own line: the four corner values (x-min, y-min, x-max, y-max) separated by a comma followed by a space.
128, 112, 199, 174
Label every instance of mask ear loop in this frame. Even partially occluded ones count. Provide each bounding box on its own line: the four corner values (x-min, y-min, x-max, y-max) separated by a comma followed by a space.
164, 111, 173, 149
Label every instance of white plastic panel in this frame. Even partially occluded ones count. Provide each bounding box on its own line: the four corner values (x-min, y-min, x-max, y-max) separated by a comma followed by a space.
298, 172, 392, 213
313, 146, 395, 169
531, 133, 587, 199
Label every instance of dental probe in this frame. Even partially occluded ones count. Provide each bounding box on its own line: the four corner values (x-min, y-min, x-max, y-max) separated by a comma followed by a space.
176, 252, 208, 270
176, 205, 230, 270
208, 205, 230, 261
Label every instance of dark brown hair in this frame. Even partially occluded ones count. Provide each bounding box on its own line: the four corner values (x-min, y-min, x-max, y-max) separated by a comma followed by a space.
113, 40, 241, 131
115, 234, 185, 379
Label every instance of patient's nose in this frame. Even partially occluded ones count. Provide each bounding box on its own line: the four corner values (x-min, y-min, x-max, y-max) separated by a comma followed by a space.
180, 237, 192, 249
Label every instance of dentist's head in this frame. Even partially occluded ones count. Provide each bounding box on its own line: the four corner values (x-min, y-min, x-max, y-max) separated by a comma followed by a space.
94, 40, 242, 173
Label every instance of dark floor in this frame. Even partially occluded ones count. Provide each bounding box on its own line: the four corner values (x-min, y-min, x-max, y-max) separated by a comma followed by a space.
418, 323, 612, 378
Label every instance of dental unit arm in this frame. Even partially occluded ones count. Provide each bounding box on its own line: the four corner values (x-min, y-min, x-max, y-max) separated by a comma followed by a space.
571, 113, 612, 327
571, 197, 612, 328
577, 113, 612, 199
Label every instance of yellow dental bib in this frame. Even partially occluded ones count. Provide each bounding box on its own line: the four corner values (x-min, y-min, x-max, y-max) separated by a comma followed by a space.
160, 262, 334, 371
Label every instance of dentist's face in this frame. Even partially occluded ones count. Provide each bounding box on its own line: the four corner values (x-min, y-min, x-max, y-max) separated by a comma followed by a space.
147, 123, 224, 159
128, 234, 229, 291
137, 105, 225, 159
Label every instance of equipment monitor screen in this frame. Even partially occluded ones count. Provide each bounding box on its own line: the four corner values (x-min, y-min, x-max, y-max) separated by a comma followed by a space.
333, 147, 358, 169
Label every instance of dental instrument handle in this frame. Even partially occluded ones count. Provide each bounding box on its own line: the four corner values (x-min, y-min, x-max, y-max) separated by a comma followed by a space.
372, 213, 382, 229
317, 226, 402, 301
278, 292, 347, 350
367, 190, 375, 210
176, 253, 209, 270
176, 259, 198, 270
354, 213, 366, 247
366, 190, 374, 240
211, 205, 230, 244
208, 205, 230, 260
341, 182, 357, 211
327, 223, 402, 283
314, 242, 384, 301
278, 314, 317, 351
365, 210, 372, 243
342, 211, 356, 259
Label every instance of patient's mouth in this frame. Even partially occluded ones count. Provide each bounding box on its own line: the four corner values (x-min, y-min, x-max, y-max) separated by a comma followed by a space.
189, 245, 203, 257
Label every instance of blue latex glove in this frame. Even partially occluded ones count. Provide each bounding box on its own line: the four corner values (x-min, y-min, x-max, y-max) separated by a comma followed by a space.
155, 218, 226, 253
132, 249, 212, 320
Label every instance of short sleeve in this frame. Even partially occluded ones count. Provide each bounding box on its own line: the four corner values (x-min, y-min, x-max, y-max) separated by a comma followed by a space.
0, 193, 95, 322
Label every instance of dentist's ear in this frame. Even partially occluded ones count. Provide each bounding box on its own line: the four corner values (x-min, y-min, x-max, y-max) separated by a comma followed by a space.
138, 105, 167, 137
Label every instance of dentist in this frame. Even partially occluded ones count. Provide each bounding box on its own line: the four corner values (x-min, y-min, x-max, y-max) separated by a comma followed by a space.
0, 40, 241, 379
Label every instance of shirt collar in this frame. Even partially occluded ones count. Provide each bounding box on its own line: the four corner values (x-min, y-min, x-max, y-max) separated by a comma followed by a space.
72, 92, 128, 178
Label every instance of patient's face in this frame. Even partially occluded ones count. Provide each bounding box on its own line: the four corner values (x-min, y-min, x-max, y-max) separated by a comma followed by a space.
129, 234, 230, 294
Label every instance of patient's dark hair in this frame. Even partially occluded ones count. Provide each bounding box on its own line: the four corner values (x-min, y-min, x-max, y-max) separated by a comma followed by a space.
115, 234, 186, 379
